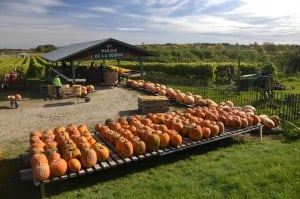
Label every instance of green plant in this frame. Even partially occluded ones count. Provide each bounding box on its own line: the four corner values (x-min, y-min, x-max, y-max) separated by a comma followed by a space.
282, 120, 300, 140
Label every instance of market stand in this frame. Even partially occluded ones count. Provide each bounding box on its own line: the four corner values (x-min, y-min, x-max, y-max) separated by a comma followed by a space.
42, 38, 155, 85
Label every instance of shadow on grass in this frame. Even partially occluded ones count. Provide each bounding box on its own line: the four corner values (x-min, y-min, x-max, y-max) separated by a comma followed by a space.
0, 157, 41, 199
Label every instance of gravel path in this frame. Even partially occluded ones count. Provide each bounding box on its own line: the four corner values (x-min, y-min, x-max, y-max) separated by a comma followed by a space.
0, 85, 143, 149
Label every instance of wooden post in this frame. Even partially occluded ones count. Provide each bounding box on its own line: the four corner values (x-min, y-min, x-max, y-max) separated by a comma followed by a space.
71, 61, 75, 85
138, 57, 144, 79
259, 125, 263, 142
40, 183, 47, 199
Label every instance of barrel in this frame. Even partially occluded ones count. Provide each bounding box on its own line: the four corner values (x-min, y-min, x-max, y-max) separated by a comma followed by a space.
103, 71, 118, 86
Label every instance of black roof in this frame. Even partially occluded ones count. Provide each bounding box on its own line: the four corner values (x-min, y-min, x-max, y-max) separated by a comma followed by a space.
42, 38, 155, 62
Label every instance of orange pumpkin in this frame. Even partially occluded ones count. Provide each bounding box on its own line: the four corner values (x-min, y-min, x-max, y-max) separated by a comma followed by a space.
158, 131, 170, 148
120, 140, 134, 157
216, 121, 225, 134
47, 151, 61, 162
209, 123, 219, 137
240, 118, 249, 128
132, 138, 147, 155
41, 128, 55, 142
93, 144, 110, 162
183, 95, 195, 105
30, 130, 42, 139
262, 117, 275, 129
269, 115, 280, 127
188, 125, 203, 141
251, 115, 261, 125
231, 117, 242, 129
31, 153, 48, 167
33, 163, 50, 181
80, 147, 97, 168
15, 93, 22, 100
68, 158, 81, 172
77, 124, 89, 134
62, 147, 81, 161
145, 133, 160, 152
202, 127, 211, 138
170, 132, 182, 146
49, 158, 68, 177
54, 125, 66, 137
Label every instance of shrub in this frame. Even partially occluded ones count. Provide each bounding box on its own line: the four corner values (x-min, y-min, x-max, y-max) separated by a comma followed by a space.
282, 120, 300, 141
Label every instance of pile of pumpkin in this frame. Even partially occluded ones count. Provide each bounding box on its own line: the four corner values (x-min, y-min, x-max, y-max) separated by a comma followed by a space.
94, 102, 280, 158
7, 93, 22, 101
29, 124, 109, 181
127, 79, 203, 105
80, 84, 95, 96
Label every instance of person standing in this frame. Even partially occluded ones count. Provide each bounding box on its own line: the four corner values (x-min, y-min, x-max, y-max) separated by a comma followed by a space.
53, 75, 62, 98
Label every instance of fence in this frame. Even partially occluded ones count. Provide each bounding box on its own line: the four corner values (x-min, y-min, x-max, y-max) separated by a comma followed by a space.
142, 72, 300, 121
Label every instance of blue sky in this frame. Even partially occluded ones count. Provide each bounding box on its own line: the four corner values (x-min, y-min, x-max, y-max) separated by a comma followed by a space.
0, 0, 299, 49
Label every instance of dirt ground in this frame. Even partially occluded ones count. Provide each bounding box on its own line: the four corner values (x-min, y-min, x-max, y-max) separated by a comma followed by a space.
0, 85, 145, 148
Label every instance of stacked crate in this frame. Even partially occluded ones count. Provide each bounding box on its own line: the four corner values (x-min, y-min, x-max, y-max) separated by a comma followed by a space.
138, 95, 169, 114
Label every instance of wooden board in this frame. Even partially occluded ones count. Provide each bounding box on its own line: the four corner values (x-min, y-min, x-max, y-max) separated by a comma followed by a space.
138, 95, 169, 102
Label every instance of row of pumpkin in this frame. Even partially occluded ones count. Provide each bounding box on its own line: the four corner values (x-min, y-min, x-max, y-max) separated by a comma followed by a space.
126, 79, 280, 129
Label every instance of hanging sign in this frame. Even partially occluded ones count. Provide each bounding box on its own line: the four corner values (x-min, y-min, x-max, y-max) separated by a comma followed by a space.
94, 43, 125, 59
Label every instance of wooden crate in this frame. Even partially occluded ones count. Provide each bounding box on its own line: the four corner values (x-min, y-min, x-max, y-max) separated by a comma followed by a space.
138, 95, 169, 114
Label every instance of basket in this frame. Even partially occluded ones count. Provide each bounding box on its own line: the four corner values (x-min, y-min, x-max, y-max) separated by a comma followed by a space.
103, 71, 118, 86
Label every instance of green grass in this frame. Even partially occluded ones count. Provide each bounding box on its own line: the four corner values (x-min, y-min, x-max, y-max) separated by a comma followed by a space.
277, 76, 300, 94
1, 137, 299, 199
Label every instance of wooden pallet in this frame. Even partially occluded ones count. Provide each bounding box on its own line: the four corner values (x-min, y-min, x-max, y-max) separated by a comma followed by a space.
138, 95, 169, 113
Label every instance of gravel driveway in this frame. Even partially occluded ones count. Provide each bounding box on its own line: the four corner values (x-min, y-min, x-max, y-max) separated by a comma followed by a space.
0, 85, 143, 149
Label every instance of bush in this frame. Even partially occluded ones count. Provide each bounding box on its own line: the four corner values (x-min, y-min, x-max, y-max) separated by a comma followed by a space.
261, 62, 278, 78
282, 120, 300, 141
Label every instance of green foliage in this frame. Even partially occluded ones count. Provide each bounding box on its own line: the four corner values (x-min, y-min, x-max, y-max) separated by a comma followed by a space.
261, 62, 278, 78
35, 44, 57, 53
26, 56, 46, 78
282, 120, 300, 140
240, 63, 260, 75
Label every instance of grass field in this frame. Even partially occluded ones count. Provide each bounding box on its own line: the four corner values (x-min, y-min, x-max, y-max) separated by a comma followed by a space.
1, 136, 299, 199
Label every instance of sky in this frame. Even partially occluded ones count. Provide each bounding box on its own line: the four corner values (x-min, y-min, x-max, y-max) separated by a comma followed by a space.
0, 0, 299, 49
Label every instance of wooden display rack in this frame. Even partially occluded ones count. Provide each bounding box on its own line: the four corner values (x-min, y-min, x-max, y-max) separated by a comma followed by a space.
19, 124, 263, 198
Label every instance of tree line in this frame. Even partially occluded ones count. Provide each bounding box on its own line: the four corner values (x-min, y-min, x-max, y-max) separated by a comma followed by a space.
136, 42, 300, 75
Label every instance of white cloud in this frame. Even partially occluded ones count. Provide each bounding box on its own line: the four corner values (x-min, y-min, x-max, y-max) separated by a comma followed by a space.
0, 0, 65, 14
202, 0, 232, 8
90, 6, 118, 14
146, 0, 189, 16
116, 27, 145, 31
68, 13, 102, 19
229, 0, 300, 18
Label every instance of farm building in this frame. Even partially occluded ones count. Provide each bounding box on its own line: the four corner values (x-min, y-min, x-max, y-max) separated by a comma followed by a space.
42, 38, 155, 85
